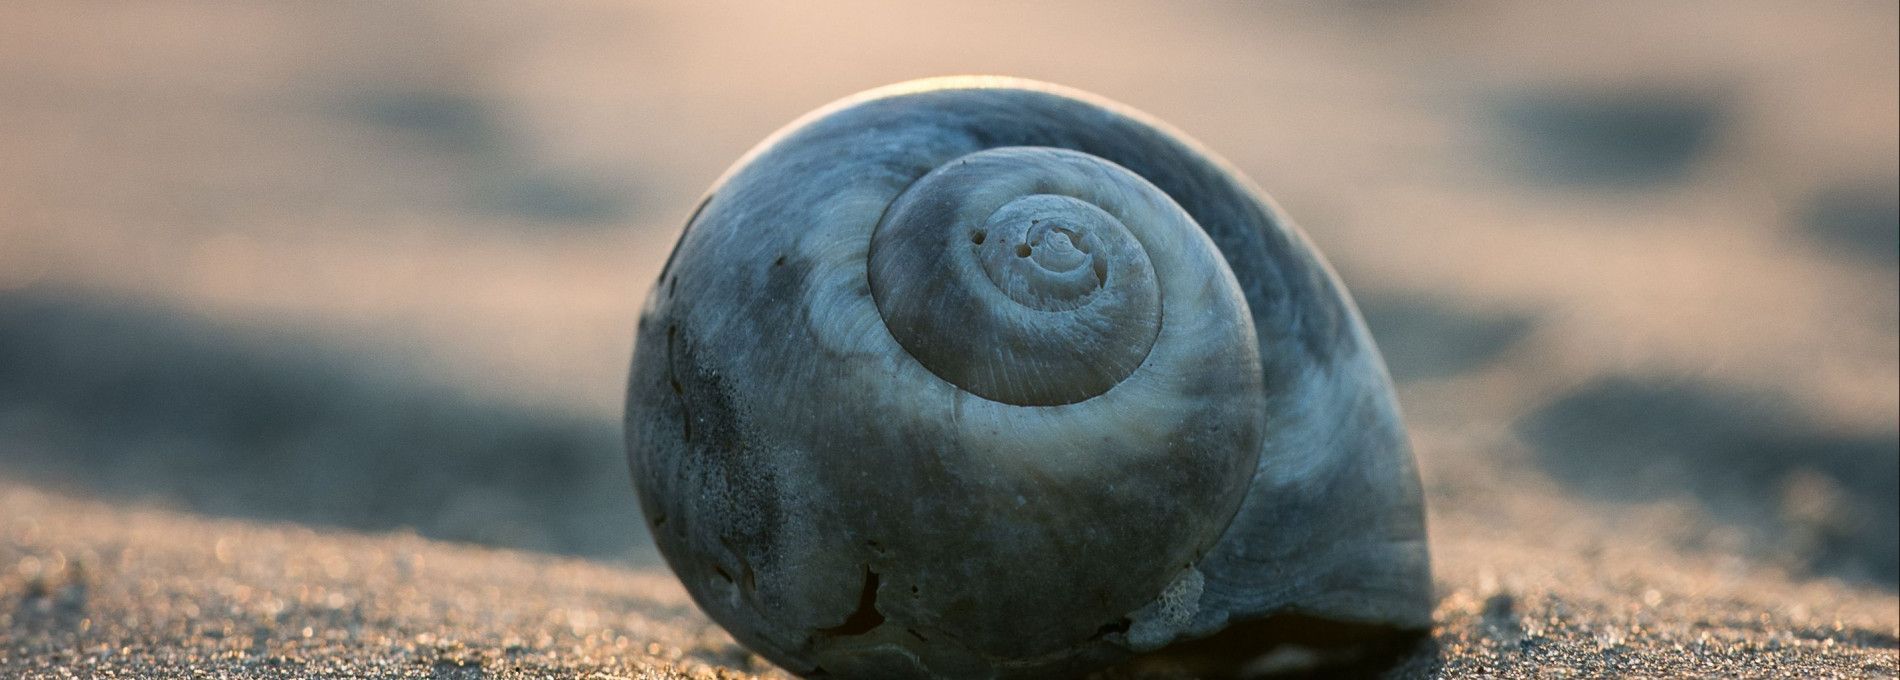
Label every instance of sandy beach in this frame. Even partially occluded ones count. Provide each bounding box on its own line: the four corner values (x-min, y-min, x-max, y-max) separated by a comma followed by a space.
2, 480, 1893, 677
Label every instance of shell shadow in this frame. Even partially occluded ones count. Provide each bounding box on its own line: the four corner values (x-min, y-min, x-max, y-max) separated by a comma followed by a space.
0, 287, 640, 559
1518, 376, 1899, 588
1109, 615, 1438, 679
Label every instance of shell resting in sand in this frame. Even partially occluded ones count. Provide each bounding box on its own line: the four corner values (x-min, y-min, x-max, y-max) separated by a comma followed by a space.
625, 77, 1430, 678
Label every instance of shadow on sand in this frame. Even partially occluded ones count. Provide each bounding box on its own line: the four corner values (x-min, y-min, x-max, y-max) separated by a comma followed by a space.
1520, 376, 1899, 588
346, 88, 633, 225
0, 287, 641, 559
1800, 180, 1900, 269
1494, 86, 1729, 189
1354, 291, 1535, 384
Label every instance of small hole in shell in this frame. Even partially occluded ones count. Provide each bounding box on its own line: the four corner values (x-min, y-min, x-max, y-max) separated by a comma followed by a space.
1015, 244, 1032, 258
971, 231, 986, 245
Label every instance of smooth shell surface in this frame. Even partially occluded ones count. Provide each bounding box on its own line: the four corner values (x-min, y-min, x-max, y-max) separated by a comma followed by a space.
626, 77, 1430, 678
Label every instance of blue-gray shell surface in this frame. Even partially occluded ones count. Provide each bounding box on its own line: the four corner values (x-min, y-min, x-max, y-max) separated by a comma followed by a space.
625, 77, 1430, 679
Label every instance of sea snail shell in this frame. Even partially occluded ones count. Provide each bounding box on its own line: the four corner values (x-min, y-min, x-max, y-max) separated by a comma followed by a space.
626, 77, 1431, 678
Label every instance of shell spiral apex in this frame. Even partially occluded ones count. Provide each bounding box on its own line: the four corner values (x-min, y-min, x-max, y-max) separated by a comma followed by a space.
870, 147, 1177, 406
626, 77, 1431, 679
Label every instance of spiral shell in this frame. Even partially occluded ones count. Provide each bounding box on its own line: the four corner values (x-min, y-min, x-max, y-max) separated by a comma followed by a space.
626, 77, 1430, 678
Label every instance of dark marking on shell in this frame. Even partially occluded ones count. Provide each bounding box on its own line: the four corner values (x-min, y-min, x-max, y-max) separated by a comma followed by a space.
816, 569, 885, 637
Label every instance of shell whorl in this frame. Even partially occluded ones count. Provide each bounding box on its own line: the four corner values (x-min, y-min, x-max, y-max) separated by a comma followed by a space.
628, 79, 1431, 679
869, 147, 1177, 406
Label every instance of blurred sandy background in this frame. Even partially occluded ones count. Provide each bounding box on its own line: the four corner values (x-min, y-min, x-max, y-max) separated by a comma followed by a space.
0, 2, 1894, 676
